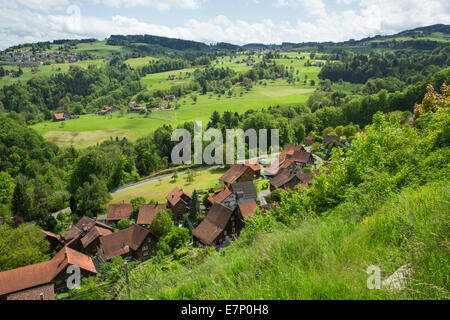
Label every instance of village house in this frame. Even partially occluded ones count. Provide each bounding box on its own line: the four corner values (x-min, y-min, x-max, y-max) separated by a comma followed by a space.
207, 186, 237, 209
231, 181, 257, 204
136, 203, 167, 227
234, 201, 258, 221
166, 187, 192, 221
98, 106, 118, 116
192, 203, 244, 248
164, 94, 177, 102
305, 137, 316, 146
58, 216, 114, 254
128, 101, 137, 107
219, 163, 260, 187
130, 104, 147, 113
0, 246, 98, 300
98, 224, 158, 263
324, 135, 345, 150
106, 203, 133, 225
269, 171, 316, 192
53, 112, 79, 122
280, 150, 315, 174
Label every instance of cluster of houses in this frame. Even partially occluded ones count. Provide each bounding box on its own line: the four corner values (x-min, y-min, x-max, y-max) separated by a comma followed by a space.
0, 136, 347, 300
0, 48, 112, 69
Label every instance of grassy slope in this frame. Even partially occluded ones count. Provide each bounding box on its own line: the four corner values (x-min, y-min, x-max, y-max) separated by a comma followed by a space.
110, 167, 226, 204
119, 183, 449, 300
31, 81, 315, 148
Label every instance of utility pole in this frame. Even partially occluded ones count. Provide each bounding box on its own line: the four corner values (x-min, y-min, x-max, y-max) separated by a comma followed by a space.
124, 260, 130, 299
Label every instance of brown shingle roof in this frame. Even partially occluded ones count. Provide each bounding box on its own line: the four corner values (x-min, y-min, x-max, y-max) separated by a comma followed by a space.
219, 164, 249, 185
324, 135, 344, 148
80, 226, 112, 248
231, 181, 257, 203
60, 216, 113, 243
107, 204, 133, 221
99, 224, 153, 260
238, 201, 257, 219
297, 172, 316, 188
287, 151, 313, 164
269, 170, 297, 189
305, 137, 315, 145
0, 247, 97, 297
192, 203, 233, 245
279, 144, 303, 163
208, 187, 233, 204
166, 187, 191, 207
137, 203, 167, 225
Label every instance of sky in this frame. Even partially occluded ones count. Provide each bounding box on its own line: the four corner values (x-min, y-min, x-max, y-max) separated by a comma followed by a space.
1, 0, 449, 50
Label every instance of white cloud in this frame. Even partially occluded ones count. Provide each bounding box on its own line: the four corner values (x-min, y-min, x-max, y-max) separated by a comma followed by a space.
0, 1, 449, 49
91, 0, 199, 11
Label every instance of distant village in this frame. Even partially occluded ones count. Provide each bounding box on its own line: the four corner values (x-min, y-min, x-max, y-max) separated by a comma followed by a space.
0, 135, 350, 300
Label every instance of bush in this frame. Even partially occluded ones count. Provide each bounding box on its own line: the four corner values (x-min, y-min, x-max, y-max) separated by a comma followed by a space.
117, 219, 131, 230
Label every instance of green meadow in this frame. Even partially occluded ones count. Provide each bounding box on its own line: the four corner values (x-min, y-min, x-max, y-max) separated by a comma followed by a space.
32, 80, 316, 148
110, 167, 226, 205
0, 59, 108, 88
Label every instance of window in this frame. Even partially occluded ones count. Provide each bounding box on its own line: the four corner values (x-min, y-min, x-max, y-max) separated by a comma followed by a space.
231, 216, 235, 221
224, 230, 227, 236
148, 238, 152, 243
143, 251, 148, 257
232, 227, 236, 234
232, 221, 235, 227
142, 245, 148, 251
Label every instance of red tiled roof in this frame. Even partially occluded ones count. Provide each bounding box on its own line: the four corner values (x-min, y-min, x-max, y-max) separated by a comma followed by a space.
166, 187, 191, 207
208, 187, 233, 204
53, 113, 65, 120
137, 203, 167, 225
99, 224, 153, 260
305, 137, 315, 145
243, 160, 261, 172
107, 204, 133, 221
192, 203, 233, 245
238, 201, 257, 219
0, 247, 97, 297
279, 144, 304, 163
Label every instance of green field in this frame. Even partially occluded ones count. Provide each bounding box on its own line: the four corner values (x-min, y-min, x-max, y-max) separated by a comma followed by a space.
110, 167, 226, 204
32, 81, 316, 148
0, 59, 108, 88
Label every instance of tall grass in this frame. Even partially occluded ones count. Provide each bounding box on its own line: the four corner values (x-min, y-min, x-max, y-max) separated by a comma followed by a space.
119, 183, 448, 300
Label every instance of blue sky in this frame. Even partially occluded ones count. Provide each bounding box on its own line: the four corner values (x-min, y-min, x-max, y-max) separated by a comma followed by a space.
1, 0, 449, 49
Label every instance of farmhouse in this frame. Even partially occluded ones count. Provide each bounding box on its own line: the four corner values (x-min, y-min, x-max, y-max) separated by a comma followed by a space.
219, 163, 259, 186
98, 106, 118, 116
167, 187, 192, 219
269, 171, 317, 192
235, 201, 258, 221
231, 181, 257, 204
207, 186, 236, 208
106, 203, 133, 225
130, 104, 147, 113
59, 216, 114, 253
164, 94, 177, 102
324, 135, 345, 149
137, 203, 167, 226
192, 203, 243, 247
98, 224, 158, 262
79, 226, 113, 255
0, 246, 98, 300
305, 137, 315, 146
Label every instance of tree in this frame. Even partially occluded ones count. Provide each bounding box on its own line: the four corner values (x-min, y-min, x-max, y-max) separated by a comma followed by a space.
117, 219, 131, 230
163, 227, 192, 251
130, 197, 146, 220
0, 224, 50, 271
74, 175, 112, 218
149, 210, 174, 238
185, 169, 195, 184
0, 171, 14, 206
11, 177, 31, 220
188, 190, 200, 227
294, 124, 306, 144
